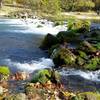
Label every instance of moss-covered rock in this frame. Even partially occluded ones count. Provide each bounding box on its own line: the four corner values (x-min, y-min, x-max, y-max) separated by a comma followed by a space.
31, 69, 60, 84
56, 31, 81, 43
50, 45, 100, 70
76, 56, 85, 66
77, 41, 97, 53
84, 57, 100, 70
78, 50, 88, 59
49, 44, 60, 55
0, 66, 10, 75
67, 19, 91, 33
0, 66, 10, 81
40, 21, 100, 71
40, 33, 59, 49
52, 48, 76, 66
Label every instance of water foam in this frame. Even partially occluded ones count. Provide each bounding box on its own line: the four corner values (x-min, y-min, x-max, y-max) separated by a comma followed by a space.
0, 19, 67, 35
2, 58, 54, 73
59, 68, 100, 82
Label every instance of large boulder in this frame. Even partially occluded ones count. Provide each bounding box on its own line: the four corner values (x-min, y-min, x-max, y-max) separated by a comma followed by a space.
51, 48, 76, 66
40, 33, 59, 49
56, 31, 81, 43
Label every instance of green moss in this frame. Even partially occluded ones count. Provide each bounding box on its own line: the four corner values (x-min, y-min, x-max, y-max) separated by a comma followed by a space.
56, 31, 81, 43
67, 19, 91, 33
85, 57, 99, 70
0, 66, 10, 75
78, 50, 87, 59
76, 56, 85, 66
31, 69, 60, 84
52, 48, 76, 66
31, 69, 50, 84
78, 41, 97, 53
94, 43, 100, 49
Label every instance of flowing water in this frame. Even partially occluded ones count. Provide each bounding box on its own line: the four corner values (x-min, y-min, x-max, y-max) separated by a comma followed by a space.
0, 19, 100, 92
0, 19, 55, 73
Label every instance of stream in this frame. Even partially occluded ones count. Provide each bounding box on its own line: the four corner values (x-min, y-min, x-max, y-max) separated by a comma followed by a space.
0, 19, 100, 92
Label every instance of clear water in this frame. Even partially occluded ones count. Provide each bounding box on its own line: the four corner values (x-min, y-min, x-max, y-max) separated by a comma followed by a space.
0, 19, 54, 72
